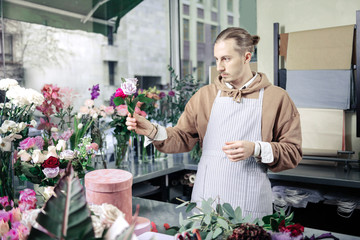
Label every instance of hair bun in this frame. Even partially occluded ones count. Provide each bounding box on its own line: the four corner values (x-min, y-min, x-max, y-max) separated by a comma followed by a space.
252, 35, 260, 45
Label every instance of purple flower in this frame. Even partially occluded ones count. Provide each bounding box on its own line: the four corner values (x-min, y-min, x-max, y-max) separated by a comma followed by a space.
42, 167, 60, 178
34, 136, 44, 150
109, 93, 116, 108
168, 90, 175, 97
89, 84, 100, 100
159, 92, 166, 98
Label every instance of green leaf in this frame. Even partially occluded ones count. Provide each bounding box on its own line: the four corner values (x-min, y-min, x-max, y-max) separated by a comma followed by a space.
113, 97, 125, 106
222, 203, 235, 219
205, 230, 213, 240
28, 164, 94, 240
165, 228, 178, 236
179, 212, 184, 226
204, 214, 211, 225
285, 211, 294, 223
212, 228, 222, 239
201, 200, 212, 215
137, 95, 154, 104
216, 204, 223, 216
234, 207, 242, 222
270, 217, 280, 232
186, 202, 197, 213
176, 201, 189, 209
217, 218, 228, 229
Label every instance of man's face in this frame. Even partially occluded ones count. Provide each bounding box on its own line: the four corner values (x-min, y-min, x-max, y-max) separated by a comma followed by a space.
214, 39, 246, 86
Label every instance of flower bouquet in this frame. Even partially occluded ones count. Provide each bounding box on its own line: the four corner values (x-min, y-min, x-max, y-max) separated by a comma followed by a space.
14, 135, 98, 187
0, 78, 44, 200
111, 78, 154, 165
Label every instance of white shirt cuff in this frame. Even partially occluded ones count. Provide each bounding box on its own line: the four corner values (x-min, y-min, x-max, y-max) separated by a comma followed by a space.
256, 141, 274, 164
144, 124, 168, 147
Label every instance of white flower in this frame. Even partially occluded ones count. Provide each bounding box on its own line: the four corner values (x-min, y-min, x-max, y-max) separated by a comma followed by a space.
92, 113, 98, 119
125, 78, 138, 85
16, 122, 27, 132
121, 81, 137, 95
0, 120, 17, 134
42, 186, 55, 200
91, 215, 105, 238
51, 127, 58, 132
18, 150, 32, 162
32, 149, 46, 164
59, 150, 75, 160
25, 88, 44, 106
0, 137, 11, 151
6, 86, 29, 106
89, 203, 124, 229
46, 146, 58, 158
42, 167, 59, 178
56, 139, 67, 151
76, 113, 82, 119
30, 119, 37, 128
85, 99, 94, 107
0, 78, 18, 91
78, 123, 83, 129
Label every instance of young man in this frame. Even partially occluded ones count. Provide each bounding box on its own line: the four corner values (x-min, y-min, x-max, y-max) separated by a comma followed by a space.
126, 27, 302, 219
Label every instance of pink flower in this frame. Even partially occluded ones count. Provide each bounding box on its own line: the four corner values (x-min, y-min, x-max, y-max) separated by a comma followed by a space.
104, 106, 114, 115
2, 228, 19, 240
0, 219, 9, 236
0, 210, 11, 222
0, 196, 13, 208
116, 105, 129, 116
10, 208, 21, 222
80, 106, 90, 114
121, 82, 137, 95
34, 136, 44, 150
42, 167, 60, 178
19, 137, 36, 150
12, 222, 29, 239
91, 143, 99, 151
60, 129, 73, 141
135, 107, 147, 117
115, 88, 127, 99
18, 189, 37, 212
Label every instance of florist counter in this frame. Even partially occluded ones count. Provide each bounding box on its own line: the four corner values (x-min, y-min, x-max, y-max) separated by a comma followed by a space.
132, 197, 360, 240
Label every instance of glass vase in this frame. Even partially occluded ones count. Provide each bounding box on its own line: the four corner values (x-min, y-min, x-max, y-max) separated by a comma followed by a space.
114, 143, 129, 167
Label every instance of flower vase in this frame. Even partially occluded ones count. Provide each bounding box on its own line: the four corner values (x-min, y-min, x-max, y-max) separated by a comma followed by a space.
0, 148, 15, 201
114, 143, 129, 167
137, 135, 154, 164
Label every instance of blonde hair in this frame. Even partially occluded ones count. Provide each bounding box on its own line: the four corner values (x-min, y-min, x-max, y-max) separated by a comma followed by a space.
215, 27, 260, 55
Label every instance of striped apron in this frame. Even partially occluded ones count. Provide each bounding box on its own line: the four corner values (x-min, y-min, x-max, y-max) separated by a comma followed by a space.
191, 88, 273, 220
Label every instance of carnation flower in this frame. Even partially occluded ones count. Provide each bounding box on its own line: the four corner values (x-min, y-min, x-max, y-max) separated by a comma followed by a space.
125, 78, 138, 85
0, 78, 18, 91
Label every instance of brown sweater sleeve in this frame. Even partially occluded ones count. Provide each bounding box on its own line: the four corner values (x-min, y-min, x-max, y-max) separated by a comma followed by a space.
262, 86, 303, 172
152, 92, 200, 153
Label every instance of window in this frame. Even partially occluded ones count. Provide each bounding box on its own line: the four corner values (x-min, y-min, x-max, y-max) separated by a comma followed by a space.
197, 0, 203, 4
197, 61, 204, 83
211, 25, 218, 43
183, 19, 190, 41
197, 22, 204, 42
183, 4, 189, 15
182, 60, 191, 77
227, 0, 233, 12
0, 33, 13, 63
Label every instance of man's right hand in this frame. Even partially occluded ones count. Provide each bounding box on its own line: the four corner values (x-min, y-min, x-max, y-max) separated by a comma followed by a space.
126, 113, 154, 137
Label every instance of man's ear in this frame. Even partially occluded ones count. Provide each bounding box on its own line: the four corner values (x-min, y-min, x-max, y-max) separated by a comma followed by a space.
244, 52, 252, 63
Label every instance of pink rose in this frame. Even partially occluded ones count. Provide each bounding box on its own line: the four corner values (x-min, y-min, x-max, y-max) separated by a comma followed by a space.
116, 105, 129, 116
115, 88, 127, 99
91, 143, 99, 151
19, 137, 36, 150
104, 106, 114, 115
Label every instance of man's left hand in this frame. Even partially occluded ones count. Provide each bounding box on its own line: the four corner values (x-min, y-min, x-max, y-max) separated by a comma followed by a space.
222, 141, 255, 162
